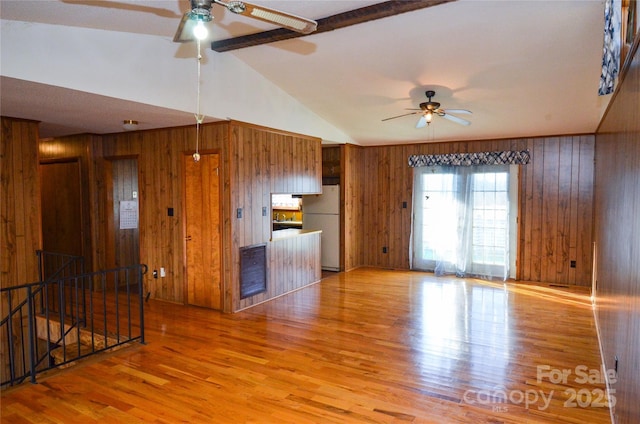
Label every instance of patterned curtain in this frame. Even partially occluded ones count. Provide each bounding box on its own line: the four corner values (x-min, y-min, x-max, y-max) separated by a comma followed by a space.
408, 150, 530, 168
599, 0, 622, 95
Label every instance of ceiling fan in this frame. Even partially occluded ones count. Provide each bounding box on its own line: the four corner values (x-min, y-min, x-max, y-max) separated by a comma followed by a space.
173, 0, 318, 42
382, 90, 472, 128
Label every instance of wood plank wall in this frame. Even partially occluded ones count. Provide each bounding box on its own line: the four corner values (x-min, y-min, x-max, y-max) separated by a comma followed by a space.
235, 231, 321, 312
519, 136, 594, 285
344, 135, 594, 285
96, 121, 321, 312
100, 124, 230, 305
593, 40, 640, 424
228, 122, 322, 312
1, 118, 41, 288
343, 144, 365, 271
1, 118, 42, 386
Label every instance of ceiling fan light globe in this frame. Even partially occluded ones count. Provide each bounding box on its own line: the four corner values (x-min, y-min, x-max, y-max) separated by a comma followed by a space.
425, 111, 433, 123
193, 20, 209, 40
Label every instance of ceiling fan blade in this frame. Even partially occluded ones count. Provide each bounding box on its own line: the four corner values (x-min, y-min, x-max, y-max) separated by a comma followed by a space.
173, 12, 196, 42
416, 116, 427, 129
442, 113, 471, 126
217, 0, 317, 34
443, 109, 472, 115
381, 111, 420, 122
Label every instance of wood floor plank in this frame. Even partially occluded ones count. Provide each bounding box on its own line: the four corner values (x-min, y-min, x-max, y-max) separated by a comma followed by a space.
1, 268, 611, 423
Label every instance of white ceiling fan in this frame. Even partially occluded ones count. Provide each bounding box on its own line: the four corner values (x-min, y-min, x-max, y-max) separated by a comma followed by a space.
173, 0, 318, 42
382, 90, 472, 128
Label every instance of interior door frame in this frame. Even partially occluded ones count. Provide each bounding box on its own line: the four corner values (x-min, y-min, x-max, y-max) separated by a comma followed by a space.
182, 149, 224, 309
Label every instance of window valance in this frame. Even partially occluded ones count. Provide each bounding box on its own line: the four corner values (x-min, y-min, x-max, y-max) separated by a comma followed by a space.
408, 150, 530, 168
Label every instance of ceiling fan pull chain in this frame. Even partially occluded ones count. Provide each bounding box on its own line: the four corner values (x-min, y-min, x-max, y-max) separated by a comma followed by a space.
193, 38, 203, 163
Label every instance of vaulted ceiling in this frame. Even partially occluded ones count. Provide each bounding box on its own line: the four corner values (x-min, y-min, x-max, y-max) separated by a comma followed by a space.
0, 1, 611, 145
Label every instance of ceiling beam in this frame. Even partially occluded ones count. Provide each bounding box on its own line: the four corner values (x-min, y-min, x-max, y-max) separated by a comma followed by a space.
211, 0, 455, 52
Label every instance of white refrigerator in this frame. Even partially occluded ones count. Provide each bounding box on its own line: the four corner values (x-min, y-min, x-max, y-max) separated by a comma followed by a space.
303, 185, 340, 271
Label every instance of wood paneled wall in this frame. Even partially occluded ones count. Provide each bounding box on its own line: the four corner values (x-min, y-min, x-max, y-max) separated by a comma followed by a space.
96, 121, 321, 312
1, 118, 42, 385
519, 136, 594, 284
100, 123, 229, 305
236, 231, 321, 312
6, 120, 321, 313
593, 40, 640, 424
343, 144, 365, 271
1, 118, 41, 288
345, 135, 594, 285
228, 123, 322, 311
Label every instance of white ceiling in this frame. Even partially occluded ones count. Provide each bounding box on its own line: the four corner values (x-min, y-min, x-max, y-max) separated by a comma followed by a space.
0, 0, 611, 146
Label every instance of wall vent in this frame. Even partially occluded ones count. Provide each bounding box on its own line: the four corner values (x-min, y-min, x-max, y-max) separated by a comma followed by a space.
240, 244, 267, 299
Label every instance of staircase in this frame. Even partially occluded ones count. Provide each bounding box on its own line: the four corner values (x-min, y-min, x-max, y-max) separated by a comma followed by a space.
35, 316, 129, 369
1, 253, 147, 388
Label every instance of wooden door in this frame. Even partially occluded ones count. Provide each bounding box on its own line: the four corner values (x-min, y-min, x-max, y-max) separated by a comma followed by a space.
40, 160, 83, 258
184, 153, 222, 309
105, 158, 140, 290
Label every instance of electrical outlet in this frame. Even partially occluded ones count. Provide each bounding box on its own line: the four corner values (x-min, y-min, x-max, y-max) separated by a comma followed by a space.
382, 246, 388, 253
570, 260, 576, 268
262, 206, 267, 217
160, 267, 166, 278
153, 270, 158, 279
237, 208, 242, 218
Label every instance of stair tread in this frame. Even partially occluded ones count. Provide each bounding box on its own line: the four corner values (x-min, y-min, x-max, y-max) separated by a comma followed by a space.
51, 336, 132, 368
37, 315, 128, 347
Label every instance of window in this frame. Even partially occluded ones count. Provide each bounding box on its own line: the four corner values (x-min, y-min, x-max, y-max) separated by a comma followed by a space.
412, 165, 517, 280
271, 194, 301, 210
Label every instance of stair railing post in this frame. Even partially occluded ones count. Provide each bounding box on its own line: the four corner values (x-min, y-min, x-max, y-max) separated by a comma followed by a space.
36, 250, 45, 314
138, 265, 146, 344
6, 290, 16, 384
27, 286, 37, 384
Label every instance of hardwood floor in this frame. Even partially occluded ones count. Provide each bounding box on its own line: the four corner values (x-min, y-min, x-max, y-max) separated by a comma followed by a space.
1, 268, 611, 423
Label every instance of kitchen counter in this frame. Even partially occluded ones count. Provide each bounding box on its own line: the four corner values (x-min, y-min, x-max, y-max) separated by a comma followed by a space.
271, 228, 321, 240
241, 228, 320, 311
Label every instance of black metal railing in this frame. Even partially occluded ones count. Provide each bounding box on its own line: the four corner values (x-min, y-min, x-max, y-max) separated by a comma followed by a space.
37, 250, 86, 283
1, 261, 146, 388
36, 250, 87, 331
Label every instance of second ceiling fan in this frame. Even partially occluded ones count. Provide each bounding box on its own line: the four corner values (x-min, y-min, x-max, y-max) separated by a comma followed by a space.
382, 90, 472, 128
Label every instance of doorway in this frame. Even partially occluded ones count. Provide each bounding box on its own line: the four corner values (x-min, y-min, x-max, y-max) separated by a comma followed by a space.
411, 164, 518, 280
184, 153, 222, 309
40, 158, 89, 310
105, 157, 140, 291
40, 160, 84, 258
